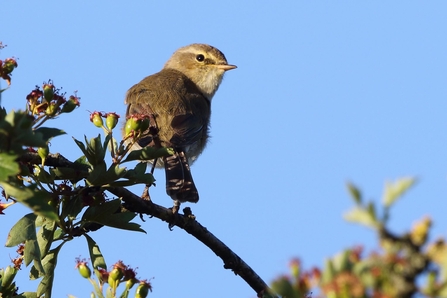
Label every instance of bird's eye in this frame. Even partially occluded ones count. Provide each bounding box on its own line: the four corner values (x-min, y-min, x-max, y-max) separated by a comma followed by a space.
196, 54, 205, 62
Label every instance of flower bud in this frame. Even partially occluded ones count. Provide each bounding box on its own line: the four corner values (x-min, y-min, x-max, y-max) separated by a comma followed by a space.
1, 58, 18, 74
43, 83, 54, 102
135, 281, 152, 298
45, 102, 58, 116
38, 145, 49, 166
108, 267, 124, 284
105, 112, 120, 130
124, 115, 151, 137
61, 95, 80, 113
75, 260, 92, 279
90, 111, 104, 128
139, 116, 150, 133
124, 115, 140, 137
78, 264, 91, 278
125, 277, 137, 290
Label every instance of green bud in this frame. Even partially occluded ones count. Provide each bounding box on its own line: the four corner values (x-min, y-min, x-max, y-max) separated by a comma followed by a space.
125, 277, 137, 290
135, 282, 151, 298
124, 116, 139, 137
38, 145, 49, 166
139, 116, 150, 133
2, 58, 18, 74
43, 83, 54, 102
61, 96, 80, 113
90, 111, 104, 128
105, 112, 120, 130
108, 267, 124, 283
77, 263, 92, 279
45, 102, 58, 116
124, 115, 151, 137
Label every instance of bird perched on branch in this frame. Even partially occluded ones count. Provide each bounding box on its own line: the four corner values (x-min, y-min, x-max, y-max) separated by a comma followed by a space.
124, 43, 236, 212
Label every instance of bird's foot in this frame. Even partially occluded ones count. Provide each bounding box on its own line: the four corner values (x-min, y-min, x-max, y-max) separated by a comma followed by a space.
168, 200, 181, 230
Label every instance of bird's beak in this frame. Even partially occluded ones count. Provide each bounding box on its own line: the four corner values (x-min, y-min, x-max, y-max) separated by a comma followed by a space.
217, 64, 237, 71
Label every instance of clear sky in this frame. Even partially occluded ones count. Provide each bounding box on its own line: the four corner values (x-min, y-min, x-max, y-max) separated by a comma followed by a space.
1, 1, 447, 297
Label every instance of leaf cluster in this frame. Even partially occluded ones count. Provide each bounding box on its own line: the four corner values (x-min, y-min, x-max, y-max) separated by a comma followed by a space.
0, 77, 172, 297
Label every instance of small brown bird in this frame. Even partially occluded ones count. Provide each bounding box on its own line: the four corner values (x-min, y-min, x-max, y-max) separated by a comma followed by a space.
124, 44, 236, 209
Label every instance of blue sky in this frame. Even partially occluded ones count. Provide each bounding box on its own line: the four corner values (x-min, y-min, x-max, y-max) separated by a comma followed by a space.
1, 1, 447, 297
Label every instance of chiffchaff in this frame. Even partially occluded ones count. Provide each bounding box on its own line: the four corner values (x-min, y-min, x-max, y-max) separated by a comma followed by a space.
124, 43, 236, 208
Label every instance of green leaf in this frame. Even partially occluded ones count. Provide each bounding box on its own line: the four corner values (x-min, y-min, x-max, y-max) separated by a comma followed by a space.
50, 166, 89, 182
88, 163, 128, 186
99, 211, 145, 233
346, 181, 362, 205
89, 134, 106, 165
107, 174, 155, 188
134, 162, 147, 175
82, 199, 145, 233
322, 259, 335, 284
84, 234, 107, 270
0, 153, 19, 181
73, 136, 88, 157
86, 160, 107, 185
46, 154, 90, 182
121, 146, 174, 163
0, 182, 59, 221
382, 177, 416, 208
103, 133, 113, 153
82, 199, 121, 221
74, 135, 107, 167
105, 164, 128, 181
33, 127, 66, 142
1, 111, 45, 149
36, 244, 63, 297
332, 249, 351, 272
107, 136, 119, 155
270, 277, 296, 298
5, 213, 37, 247
24, 238, 41, 267
52, 228, 64, 241
60, 194, 85, 220
34, 165, 54, 184
36, 219, 56, 259
120, 165, 155, 186
74, 154, 91, 167
366, 201, 377, 222
1, 265, 18, 288
344, 206, 380, 229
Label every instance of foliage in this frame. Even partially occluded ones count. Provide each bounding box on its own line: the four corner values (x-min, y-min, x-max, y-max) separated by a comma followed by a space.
0, 44, 172, 297
270, 179, 447, 298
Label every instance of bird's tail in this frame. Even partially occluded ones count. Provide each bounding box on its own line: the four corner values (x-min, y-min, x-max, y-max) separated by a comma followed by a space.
164, 151, 199, 203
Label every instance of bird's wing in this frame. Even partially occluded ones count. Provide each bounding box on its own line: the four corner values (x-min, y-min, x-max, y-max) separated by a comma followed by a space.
124, 70, 210, 149
169, 110, 207, 147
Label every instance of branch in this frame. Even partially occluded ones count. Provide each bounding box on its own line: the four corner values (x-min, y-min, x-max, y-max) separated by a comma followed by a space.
19, 152, 276, 297
107, 186, 273, 297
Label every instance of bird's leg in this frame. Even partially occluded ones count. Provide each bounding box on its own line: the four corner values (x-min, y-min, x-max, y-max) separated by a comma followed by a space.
171, 199, 180, 215
151, 158, 157, 174
141, 158, 158, 201
141, 184, 151, 201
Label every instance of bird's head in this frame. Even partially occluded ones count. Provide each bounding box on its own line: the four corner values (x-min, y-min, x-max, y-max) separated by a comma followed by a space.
164, 44, 237, 100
